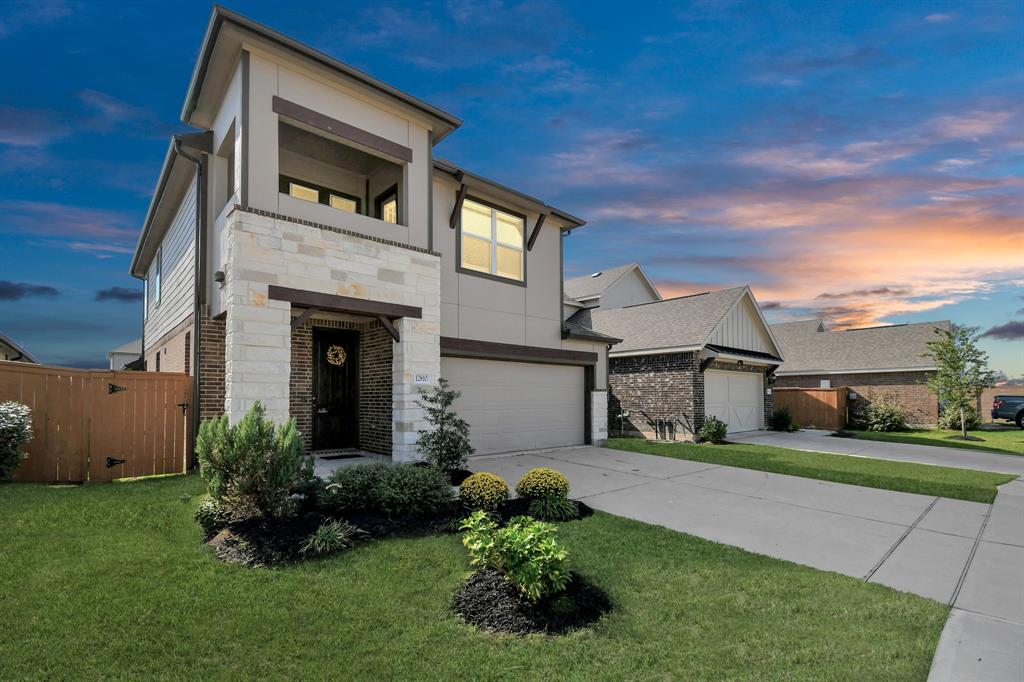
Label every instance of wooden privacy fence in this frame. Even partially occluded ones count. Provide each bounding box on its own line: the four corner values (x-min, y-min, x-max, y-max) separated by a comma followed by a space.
0, 361, 193, 482
772, 387, 849, 431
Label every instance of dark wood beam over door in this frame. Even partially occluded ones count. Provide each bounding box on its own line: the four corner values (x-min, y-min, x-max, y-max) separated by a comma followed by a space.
268, 285, 422, 320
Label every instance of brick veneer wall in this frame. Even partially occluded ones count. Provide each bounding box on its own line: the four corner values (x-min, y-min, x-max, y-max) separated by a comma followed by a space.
608, 352, 704, 439
290, 317, 393, 455
198, 315, 225, 421
774, 371, 938, 426
144, 316, 193, 374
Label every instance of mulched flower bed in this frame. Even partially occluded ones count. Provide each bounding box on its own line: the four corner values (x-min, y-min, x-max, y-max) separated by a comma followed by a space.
495, 498, 594, 523
451, 567, 612, 635
209, 513, 329, 567
946, 435, 985, 442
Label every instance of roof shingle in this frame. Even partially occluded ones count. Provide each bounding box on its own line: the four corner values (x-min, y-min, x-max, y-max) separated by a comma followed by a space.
772, 320, 952, 374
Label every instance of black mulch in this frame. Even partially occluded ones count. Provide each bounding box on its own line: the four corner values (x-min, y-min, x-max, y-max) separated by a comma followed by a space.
495, 498, 594, 523
451, 567, 612, 635
830, 430, 857, 438
411, 462, 473, 486
207, 510, 461, 567
946, 435, 985, 442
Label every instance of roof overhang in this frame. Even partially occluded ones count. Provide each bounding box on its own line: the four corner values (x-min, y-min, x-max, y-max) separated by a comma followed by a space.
609, 344, 703, 358
701, 345, 782, 367
433, 158, 586, 229
0, 331, 39, 363
775, 366, 937, 376
183, 6, 462, 139
129, 134, 210, 278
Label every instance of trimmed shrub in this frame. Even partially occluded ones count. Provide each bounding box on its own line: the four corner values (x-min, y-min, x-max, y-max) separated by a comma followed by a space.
769, 406, 799, 432
300, 520, 365, 556
195, 497, 231, 538
325, 462, 454, 519
195, 402, 309, 518
461, 511, 571, 601
858, 397, 908, 432
698, 416, 728, 444
416, 378, 474, 472
938, 403, 980, 431
515, 468, 570, 500
528, 496, 580, 522
459, 472, 509, 512
0, 401, 33, 479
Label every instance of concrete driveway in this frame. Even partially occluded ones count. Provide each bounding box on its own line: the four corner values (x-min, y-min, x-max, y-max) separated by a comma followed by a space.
470, 445, 1023, 681
729, 428, 1024, 475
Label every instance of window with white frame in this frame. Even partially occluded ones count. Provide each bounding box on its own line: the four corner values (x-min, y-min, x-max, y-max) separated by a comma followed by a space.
460, 198, 525, 282
150, 248, 162, 308
819, 378, 831, 388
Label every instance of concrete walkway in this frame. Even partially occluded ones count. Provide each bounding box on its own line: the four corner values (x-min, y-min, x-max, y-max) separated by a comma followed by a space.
729, 429, 1024, 475
470, 445, 1023, 681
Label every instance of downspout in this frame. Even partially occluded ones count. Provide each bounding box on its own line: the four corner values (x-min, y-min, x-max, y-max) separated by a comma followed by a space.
173, 138, 206, 467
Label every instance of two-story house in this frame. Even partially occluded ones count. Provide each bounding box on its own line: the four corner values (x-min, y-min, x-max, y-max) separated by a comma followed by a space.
129, 7, 616, 461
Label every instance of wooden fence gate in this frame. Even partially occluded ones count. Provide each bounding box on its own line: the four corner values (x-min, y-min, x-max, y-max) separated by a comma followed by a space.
0, 361, 193, 482
772, 387, 849, 431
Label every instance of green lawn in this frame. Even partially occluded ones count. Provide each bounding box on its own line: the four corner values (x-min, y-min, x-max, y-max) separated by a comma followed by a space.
1, 474, 947, 681
850, 428, 1024, 457
608, 437, 1016, 504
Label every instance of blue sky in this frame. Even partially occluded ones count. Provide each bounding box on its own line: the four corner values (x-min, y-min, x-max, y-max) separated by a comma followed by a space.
1, 0, 1021, 376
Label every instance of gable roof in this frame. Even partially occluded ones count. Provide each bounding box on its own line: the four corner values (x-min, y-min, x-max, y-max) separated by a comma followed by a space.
772, 320, 952, 374
108, 339, 143, 356
583, 286, 781, 358
563, 263, 660, 302
0, 330, 39, 363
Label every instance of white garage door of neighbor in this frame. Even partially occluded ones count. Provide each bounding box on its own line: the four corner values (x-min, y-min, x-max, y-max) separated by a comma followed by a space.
441, 358, 585, 455
704, 370, 764, 433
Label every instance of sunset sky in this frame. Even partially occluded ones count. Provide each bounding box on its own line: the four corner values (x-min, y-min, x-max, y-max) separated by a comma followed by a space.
0, 1, 1021, 376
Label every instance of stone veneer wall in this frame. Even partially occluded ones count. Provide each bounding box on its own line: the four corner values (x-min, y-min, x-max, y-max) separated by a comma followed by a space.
198, 315, 226, 421
608, 352, 704, 440
221, 208, 441, 461
290, 317, 393, 455
774, 371, 938, 426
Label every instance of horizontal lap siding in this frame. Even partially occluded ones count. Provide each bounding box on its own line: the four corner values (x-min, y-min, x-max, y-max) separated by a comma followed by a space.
144, 173, 197, 360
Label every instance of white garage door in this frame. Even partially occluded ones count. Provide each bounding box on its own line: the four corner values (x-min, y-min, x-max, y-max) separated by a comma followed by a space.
441, 357, 585, 455
705, 370, 764, 433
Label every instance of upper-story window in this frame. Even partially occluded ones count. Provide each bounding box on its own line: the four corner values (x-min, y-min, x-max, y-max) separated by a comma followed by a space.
460, 198, 525, 283
375, 185, 398, 225
281, 175, 362, 214
149, 248, 162, 309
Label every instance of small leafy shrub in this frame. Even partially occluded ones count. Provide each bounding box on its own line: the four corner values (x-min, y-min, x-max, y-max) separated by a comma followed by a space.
0, 401, 33, 479
515, 468, 570, 500
195, 402, 309, 518
195, 497, 230, 538
858, 397, 908, 432
938, 403, 980, 431
769, 406, 799, 432
461, 511, 571, 601
300, 520, 364, 556
416, 378, 474, 472
698, 416, 728, 443
528, 496, 580, 522
459, 472, 509, 511
325, 462, 454, 519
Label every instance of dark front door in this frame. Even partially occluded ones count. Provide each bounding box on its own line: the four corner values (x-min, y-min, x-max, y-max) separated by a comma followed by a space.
313, 329, 359, 450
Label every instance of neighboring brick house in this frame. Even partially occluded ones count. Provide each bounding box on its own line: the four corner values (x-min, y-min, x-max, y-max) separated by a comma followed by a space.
568, 272, 784, 440
771, 320, 951, 427
128, 7, 613, 461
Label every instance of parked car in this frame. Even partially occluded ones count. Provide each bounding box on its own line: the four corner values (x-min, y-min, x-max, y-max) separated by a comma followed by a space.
991, 396, 1024, 428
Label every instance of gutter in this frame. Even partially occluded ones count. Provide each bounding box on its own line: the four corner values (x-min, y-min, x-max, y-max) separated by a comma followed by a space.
172, 134, 209, 464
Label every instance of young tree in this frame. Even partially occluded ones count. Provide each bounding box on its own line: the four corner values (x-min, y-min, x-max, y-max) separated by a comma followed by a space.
923, 326, 997, 439
416, 378, 474, 472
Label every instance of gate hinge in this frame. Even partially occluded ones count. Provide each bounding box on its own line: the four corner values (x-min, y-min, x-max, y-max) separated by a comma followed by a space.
108, 383, 127, 394
106, 457, 127, 468
177, 402, 189, 416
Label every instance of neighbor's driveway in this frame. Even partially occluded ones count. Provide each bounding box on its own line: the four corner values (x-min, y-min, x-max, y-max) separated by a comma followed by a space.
730, 428, 1024, 475
470, 445, 1023, 681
